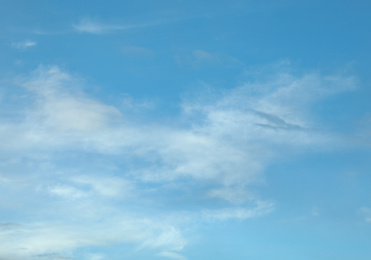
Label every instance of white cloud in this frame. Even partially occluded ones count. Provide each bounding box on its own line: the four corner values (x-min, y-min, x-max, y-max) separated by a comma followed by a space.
73, 18, 146, 34
86, 254, 105, 260
4, 64, 356, 190
141, 226, 186, 251
0, 65, 357, 259
207, 187, 255, 204
34, 253, 73, 260
0, 66, 123, 154
361, 207, 371, 222
48, 185, 87, 199
22, 66, 121, 133
311, 206, 319, 217
159, 251, 187, 260
121, 45, 155, 57
175, 49, 243, 67
10, 65, 353, 162
201, 200, 274, 221
0, 218, 185, 260
11, 40, 37, 50
70, 175, 132, 197
192, 50, 216, 63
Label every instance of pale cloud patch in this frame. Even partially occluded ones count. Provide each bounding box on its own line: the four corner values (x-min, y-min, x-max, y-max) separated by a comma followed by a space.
207, 187, 255, 204
86, 254, 105, 260
0, 218, 186, 260
48, 185, 87, 199
159, 251, 187, 260
70, 175, 132, 197
201, 200, 274, 221
42, 175, 134, 201
311, 206, 319, 217
4, 64, 356, 190
1, 66, 124, 153
35, 253, 72, 260
121, 93, 155, 111
360, 207, 371, 222
175, 49, 243, 67
21, 66, 121, 133
0, 65, 358, 259
0, 175, 10, 184
73, 18, 149, 34
140, 226, 186, 251
8, 65, 355, 178
121, 45, 155, 57
11, 40, 37, 50
192, 50, 217, 63
5, 65, 357, 191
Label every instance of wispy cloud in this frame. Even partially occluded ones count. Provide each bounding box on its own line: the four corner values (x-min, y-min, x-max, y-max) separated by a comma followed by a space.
35, 253, 72, 260
175, 49, 243, 67
85, 254, 105, 260
47, 184, 87, 199
159, 251, 187, 260
121, 45, 155, 57
11, 40, 37, 50
73, 18, 152, 34
0, 219, 185, 259
0, 65, 357, 259
201, 200, 274, 221
6, 64, 356, 193
360, 207, 371, 222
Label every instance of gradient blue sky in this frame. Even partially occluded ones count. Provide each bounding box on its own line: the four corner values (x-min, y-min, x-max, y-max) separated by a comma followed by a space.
1, 1, 371, 259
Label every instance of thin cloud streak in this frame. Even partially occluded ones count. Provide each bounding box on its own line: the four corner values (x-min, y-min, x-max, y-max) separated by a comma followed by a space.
201, 202, 274, 221
0, 219, 185, 259
73, 18, 165, 34
11, 40, 37, 49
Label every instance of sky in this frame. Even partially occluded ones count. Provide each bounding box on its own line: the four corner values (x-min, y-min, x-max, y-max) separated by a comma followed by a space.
0, 0, 371, 259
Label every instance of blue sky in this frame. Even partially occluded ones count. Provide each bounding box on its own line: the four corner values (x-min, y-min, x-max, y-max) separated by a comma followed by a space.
1, 0, 371, 259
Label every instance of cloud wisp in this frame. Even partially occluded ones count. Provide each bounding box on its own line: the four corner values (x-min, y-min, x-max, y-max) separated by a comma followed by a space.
361, 207, 371, 222
73, 18, 160, 34
0, 65, 356, 259
11, 40, 37, 50
175, 49, 243, 67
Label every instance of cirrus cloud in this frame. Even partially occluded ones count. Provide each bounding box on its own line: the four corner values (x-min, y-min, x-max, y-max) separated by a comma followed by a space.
0, 64, 357, 259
